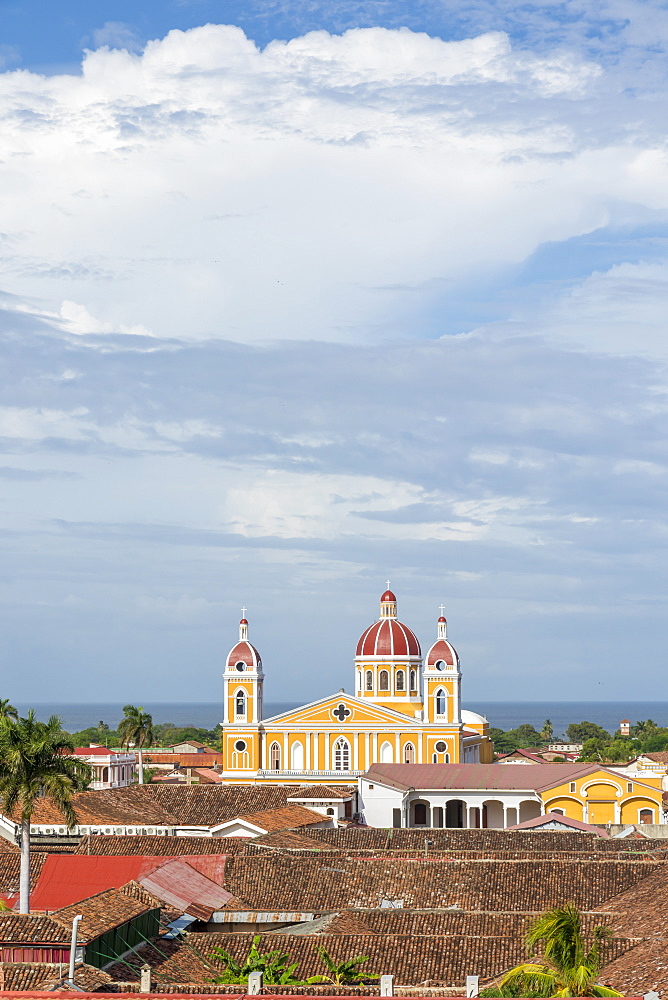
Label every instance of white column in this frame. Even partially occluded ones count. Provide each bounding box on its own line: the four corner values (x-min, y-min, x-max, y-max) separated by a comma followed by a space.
283, 732, 288, 770
306, 731, 311, 771
353, 734, 358, 772
365, 732, 370, 771
395, 732, 400, 761
502, 805, 508, 829
325, 732, 330, 771
417, 734, 423, 763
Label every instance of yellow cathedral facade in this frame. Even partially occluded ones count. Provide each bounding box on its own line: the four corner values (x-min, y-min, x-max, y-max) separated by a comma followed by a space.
221, 588, 494, 784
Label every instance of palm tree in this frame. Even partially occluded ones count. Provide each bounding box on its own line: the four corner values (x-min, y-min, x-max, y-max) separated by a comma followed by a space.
118, 705, 153, 784
0, 700, 18, 721
314, 945, 378, 985
0, 712, 91, 913
481, 904, 622, 997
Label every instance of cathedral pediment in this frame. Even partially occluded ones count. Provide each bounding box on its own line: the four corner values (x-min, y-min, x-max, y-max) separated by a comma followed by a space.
262, 693, 427, 729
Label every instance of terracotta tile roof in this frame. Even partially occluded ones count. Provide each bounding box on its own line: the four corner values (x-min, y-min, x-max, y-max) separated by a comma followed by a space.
640, 751, 668, 763
0, 914, 71, 944
250, 831, 338, 852
496, 749, 550, 763
365, 761, 602, 791
22, 784, 303, 828
273, 912, 377, 935
52, 884, 159, 942
144, 754, 222, 767
0, 852, 46, 895
287, 786, 353, 801
114, 930, 631, 988
0, 961, 114, 992
302, 827, 668, 854
75, 835, 247, 856
505, 813, 609, 835
231, 806, 326, 833
218, 853, 658, 912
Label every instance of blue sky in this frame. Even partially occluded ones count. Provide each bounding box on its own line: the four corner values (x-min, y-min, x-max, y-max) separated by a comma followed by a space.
1, 0, 668, 706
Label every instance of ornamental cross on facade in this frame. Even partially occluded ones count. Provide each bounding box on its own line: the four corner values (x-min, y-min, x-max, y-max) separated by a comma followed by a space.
333, 703, 351, 723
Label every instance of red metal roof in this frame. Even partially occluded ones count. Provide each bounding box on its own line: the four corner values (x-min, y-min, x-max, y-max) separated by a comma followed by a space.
72, 746, 115, 756
356, 618, 421, 657
30, 856, 163, 911
364, 762, 604, 792
138, 858, 232, 919
30, 856, 179, 911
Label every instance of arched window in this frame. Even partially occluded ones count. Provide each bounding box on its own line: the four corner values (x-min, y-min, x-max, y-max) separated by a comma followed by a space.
380, 741, 393, 763
102, 766, 109, 783
404, 743, 415, 764
409, 669, 417, 691
379, 670, 389, 691
396, 670, 405, 691
235, 689, 246, 718
291, 742, 304, 770
365, 670, 373, 691
639, 808, 654, 824
270, 742, 281, 770
357, 670, 362, 691
334, 738, 350, 771
326, 807, 335, 816
435, 689, 447, 717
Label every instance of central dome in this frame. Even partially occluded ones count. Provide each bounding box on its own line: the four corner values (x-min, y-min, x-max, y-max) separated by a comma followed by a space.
356, 590, 421, 657
356, 618, 421, 657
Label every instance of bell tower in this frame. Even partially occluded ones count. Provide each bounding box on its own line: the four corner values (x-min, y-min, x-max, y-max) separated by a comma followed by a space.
423, 609, 461, 725
222, 611, 263, 776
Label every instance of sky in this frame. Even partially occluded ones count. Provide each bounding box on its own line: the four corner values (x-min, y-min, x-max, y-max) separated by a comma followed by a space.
1, 0, 668, 706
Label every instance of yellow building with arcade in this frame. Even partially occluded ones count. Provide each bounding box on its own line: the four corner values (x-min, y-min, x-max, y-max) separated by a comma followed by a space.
221, 588, 493, 784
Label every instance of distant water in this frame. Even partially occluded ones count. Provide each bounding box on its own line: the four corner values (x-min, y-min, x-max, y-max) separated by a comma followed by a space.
15, 701, 668, 736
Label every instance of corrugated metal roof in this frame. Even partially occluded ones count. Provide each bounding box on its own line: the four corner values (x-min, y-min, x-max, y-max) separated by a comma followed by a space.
138, 858, 232, 920
29, 855, 174, 910
364, 762, 601, 791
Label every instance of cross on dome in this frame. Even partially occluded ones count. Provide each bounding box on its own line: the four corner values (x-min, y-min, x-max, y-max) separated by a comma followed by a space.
439, 604, 446, 617
241, 606, 247, 618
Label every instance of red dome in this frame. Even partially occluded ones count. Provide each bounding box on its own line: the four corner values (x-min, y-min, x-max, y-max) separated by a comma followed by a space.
381, 589, 396, 602
356, 618, 421, 657
239, 618, 248, 625
438, 615, 447, 623
426, 637, 458, 668
227, 640, 262, 669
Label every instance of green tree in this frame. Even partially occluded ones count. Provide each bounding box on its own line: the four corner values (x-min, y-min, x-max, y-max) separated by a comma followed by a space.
0, 712, 90, 913
0, 700, 18, 721
540, 719, 553, 743
118, 705, 153, 784
209, 935, 312, 985
639, 732, 668, 752
315, 945, 379, 985
631, 719, 659, 739
515, 723, 542, 746
566, 722, 611, 744
480, 903, 621, 998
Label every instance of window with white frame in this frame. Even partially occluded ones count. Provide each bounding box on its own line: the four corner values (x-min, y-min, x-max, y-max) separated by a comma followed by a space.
334, 738, 351, 771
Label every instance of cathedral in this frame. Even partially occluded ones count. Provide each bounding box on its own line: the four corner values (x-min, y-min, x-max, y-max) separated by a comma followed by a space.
221, 588, 494, 783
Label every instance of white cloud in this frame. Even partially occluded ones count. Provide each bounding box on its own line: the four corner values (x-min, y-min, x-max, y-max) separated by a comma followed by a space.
0, 23, 648, 345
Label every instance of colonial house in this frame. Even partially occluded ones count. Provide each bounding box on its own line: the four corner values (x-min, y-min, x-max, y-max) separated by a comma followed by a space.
221, 589, 493, 783
359, 762, 666, 828
72, 746, 136, 790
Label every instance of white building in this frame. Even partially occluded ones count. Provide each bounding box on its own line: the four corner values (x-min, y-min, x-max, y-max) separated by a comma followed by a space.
360, 762, 545, 828
72, 745, 136, 789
